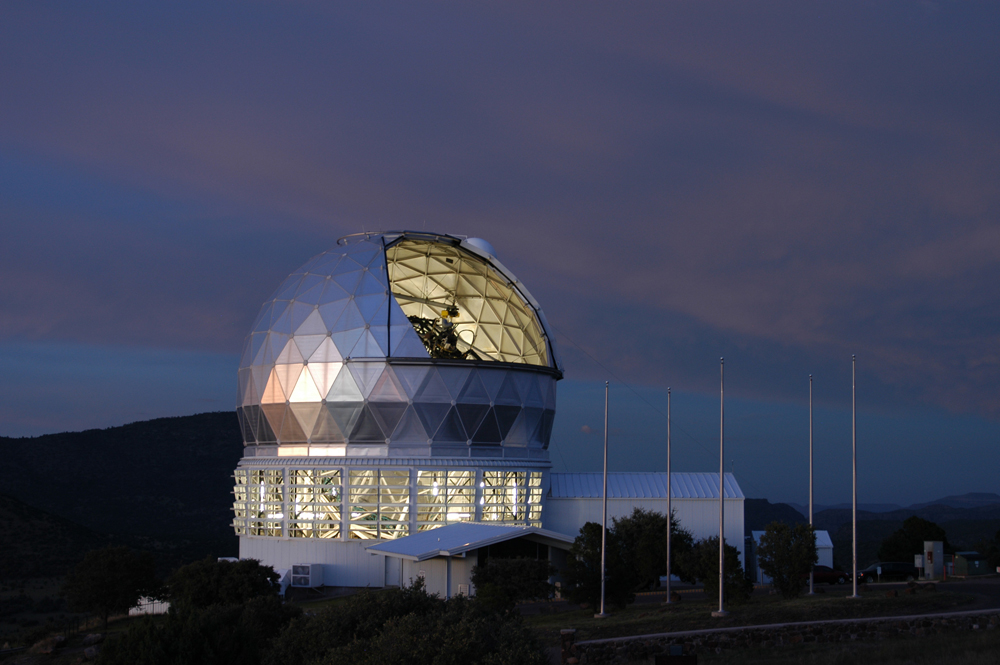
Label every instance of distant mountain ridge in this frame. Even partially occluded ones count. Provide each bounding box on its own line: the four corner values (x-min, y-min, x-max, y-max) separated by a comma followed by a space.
786, 493, 1000, 518
787, 502, 903, 515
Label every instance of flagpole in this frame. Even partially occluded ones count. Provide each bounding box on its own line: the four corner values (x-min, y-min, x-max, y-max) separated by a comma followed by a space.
808, 374, 815, 596
596, 381, 610, 618
851, 356, 859, 599
712, 358, 728, 617
665, 387, 672, 604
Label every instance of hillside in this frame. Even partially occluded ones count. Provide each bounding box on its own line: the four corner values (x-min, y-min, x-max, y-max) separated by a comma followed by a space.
0, 412, 243, 576
0, 493, 110, 580
744, 498, 807, 536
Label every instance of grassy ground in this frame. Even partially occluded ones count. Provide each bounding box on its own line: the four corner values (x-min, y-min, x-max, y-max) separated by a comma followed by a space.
696, 628, 1000, 665
525, 586, 976, 645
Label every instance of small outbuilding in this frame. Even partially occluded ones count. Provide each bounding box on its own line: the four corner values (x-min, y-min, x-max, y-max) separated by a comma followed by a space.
365, 522, 574, 598
954, 551, 990, 577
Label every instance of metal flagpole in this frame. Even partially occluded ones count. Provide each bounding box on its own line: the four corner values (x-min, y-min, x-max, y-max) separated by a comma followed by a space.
665, 387, 672, 604
596, 381, 610, 618
808, 374, 815, 596
712, 359, 728, 617
851, 356, 859, 598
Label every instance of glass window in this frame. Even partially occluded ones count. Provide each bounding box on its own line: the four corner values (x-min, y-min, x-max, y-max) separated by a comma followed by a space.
286, 468, 342, 539
416, 470, 474, 531
350, 469, 411, 540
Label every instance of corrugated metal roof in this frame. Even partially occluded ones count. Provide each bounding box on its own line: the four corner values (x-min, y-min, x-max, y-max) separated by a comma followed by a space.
548, 472, 744, 500
365, 522, 574, 561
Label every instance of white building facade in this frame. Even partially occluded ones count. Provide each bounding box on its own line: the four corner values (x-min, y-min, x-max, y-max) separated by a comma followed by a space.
545, 472, 746, 565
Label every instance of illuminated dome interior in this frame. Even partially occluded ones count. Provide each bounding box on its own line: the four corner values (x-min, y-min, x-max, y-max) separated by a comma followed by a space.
386, 237, 549, 366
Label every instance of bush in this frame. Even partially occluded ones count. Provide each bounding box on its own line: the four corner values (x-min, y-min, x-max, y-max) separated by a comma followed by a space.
166, 557, 279, 615
470, 558, 555, 612
62, 546, 158, 629
98, 595, 300, 665
757, 522, 818, 599
264, 579, 546, 665
680, 536, 753, 604
562, 522, 637, 609
612, 507, 695, 590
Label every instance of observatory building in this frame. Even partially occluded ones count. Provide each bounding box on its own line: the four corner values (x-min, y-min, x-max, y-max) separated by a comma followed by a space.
232, 231, 563, 587
231, 230, 745, 594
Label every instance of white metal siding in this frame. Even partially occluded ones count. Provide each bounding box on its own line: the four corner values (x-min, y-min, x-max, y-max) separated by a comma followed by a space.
239, 537, 386, 588
543, 496, 745, 565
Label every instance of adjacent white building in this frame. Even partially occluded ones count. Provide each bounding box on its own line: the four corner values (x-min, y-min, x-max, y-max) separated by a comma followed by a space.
546, 472, 746, 565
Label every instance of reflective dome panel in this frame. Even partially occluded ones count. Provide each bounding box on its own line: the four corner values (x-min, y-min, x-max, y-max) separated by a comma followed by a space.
237, 231, 559, 454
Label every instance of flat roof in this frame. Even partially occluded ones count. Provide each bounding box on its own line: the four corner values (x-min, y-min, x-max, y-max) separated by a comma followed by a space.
549, 472, 744, 500
365, 522, 575, 561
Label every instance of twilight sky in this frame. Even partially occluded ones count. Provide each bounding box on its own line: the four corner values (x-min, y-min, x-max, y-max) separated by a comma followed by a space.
2, 1, 999, 506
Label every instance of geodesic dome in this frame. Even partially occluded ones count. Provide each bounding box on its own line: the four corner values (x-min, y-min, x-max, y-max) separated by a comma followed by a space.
236, 231, 561, 457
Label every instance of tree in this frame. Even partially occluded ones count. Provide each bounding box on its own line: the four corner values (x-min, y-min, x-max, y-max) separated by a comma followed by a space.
471, 557, 555, 612
878, 517, 949, 562
562, 522, 637, 610
979, 529, 1000, 570
612, 507, 695, 590
680, 537, 753, 604
166, 557, 279, 615
757, 522, 818, 599
62, 546, 158, 630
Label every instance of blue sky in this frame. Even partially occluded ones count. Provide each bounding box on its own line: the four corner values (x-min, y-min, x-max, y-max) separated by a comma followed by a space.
2, 1, 999, 506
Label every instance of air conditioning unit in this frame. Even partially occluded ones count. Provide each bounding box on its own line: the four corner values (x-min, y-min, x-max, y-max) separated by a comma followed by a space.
291, 564, 322, 588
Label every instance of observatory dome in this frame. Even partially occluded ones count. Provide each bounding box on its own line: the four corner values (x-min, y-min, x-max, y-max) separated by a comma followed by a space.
236, 231, 561, 458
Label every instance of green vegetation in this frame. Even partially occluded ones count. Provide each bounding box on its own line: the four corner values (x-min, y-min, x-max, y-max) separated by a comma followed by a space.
264, 580, 547, 665
680, 536, 754, 604
613, 507, 694, 589
878, 516, 949, 561
977, 529, 1000, 569
563, 509, 696, 609
564, 521, 637, 609
0, 412, 243, 579
471, 557, 555, 612
166, 557, 280, 615
98, 595, 299, 665
62, 546, 158, 630
757, 522, 818, 599
99, 571, 548, 665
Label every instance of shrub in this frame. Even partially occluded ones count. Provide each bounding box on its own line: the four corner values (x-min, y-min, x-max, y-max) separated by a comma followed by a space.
562, 522, 637, 609
470, 557, 555, 612
612, 507, 695, 590
264, 579, 546, 665
62, 546, 158, 629
166, 557, 278, 615
757, 522, 818, 599
680, 536, 753, 604
98, 595, 300, 665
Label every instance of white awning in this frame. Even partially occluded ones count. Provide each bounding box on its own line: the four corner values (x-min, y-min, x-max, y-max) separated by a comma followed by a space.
365, 522, 574, 561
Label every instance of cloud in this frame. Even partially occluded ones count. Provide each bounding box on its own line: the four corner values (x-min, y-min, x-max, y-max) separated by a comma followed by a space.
2, 1, 1000, 418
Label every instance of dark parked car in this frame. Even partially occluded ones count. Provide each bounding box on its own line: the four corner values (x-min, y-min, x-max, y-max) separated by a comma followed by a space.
857, 562, 920, 583
805, 565, 850, 585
